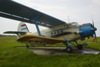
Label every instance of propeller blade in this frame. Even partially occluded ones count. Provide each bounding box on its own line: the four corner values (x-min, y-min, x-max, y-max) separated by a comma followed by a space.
92, 18, 97, 43
94, 32, 97, 43
92, 17, 94, 27
92, 20, 94, 27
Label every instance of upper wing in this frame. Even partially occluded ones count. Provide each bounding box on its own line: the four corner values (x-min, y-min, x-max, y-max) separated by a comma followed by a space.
17, 34, 65, 44
0, 0, 66, 27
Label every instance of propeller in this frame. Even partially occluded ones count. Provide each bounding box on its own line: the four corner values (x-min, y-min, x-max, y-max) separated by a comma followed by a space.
92, 19, 97, 43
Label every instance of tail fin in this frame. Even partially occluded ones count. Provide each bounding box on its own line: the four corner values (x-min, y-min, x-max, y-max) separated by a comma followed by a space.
17, 22, 29, 33
4, 22, 29, 37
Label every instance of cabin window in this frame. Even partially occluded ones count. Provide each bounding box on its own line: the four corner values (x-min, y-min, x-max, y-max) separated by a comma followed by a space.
51, 29, 63, 36
51, 31, 56, 35
60, 30, 63, 33
51, 32, 53, 35
51, 32, 55, 35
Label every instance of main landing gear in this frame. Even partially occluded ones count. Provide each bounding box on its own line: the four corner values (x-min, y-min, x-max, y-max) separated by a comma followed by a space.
77, 44, 83, 50
26, 43, 29, 48
66, 46, 73, 53
65, 40, 83, 53
75, 41, 83, 50
65, 40, 73, 53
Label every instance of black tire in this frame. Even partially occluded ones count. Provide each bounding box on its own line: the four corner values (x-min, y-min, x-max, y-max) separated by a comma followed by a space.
77, 44, 83, 50
26, 44, 29, 48
66, 46, 73, 53
43, 44, 46, 47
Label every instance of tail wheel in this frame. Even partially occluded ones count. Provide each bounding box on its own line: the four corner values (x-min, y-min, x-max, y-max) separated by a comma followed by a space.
26, 44, 29, 48
66, 46, 73, 53
77, 44, 83, 50
43, 44, 46, 47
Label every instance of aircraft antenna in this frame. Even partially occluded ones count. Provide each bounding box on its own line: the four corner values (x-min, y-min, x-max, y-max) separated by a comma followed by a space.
68, 16, 70, 23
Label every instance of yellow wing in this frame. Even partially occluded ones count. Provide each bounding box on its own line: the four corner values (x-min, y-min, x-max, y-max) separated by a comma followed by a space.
17, 34, 65, 44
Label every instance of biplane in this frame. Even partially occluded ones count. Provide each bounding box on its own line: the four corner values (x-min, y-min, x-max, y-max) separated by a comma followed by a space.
0, 0, 97, 53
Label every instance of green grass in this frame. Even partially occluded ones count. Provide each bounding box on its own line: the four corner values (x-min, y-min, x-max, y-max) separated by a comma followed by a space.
0, 36, 100, 67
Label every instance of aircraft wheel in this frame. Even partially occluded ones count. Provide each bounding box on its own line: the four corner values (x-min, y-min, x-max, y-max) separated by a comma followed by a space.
26, 44, 29, 48
77, 44, 83, 50
43, 44, 46, 47
66, 46, 73, 53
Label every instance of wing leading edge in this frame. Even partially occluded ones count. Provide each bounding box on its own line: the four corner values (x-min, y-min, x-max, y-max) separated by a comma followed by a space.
0, 0, 66, 27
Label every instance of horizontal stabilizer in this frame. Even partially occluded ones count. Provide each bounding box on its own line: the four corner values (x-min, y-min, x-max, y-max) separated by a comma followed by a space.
4, 31, 27, 34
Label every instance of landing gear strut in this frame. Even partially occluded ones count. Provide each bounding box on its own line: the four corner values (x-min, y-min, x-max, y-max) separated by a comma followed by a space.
65, 40, 73, 53
75, 41, 83, 50
77, 44, 83, 50
26, 43, 29, 48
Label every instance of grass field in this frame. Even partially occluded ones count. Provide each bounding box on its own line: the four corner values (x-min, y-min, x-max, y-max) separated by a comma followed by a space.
0, 36, 100, 67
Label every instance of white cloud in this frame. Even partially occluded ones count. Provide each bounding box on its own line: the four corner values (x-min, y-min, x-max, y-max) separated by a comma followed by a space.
92, 0, 100, 5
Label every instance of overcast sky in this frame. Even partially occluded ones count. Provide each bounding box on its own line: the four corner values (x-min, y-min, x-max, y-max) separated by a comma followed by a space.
0, 0, 100, 36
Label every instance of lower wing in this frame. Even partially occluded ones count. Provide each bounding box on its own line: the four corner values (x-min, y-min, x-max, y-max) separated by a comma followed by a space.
17, 34, 65, 44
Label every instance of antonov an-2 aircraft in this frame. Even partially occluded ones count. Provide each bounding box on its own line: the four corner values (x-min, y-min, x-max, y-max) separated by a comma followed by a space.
0, 0, 97, 53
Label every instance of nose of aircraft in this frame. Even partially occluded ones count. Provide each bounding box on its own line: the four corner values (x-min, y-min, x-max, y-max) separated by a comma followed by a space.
79, 23, 97, 41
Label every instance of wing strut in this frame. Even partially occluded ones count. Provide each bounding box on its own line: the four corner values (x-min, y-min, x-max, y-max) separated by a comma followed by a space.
33, 17, 42, 36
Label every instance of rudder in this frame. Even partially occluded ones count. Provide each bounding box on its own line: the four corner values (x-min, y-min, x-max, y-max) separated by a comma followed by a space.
17, 22, 29, 33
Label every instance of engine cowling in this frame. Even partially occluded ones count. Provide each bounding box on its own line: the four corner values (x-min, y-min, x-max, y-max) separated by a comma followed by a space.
79, 23, 97, 39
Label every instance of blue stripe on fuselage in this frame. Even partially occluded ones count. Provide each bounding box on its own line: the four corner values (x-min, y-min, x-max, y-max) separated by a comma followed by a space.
21, 28, 27, 30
